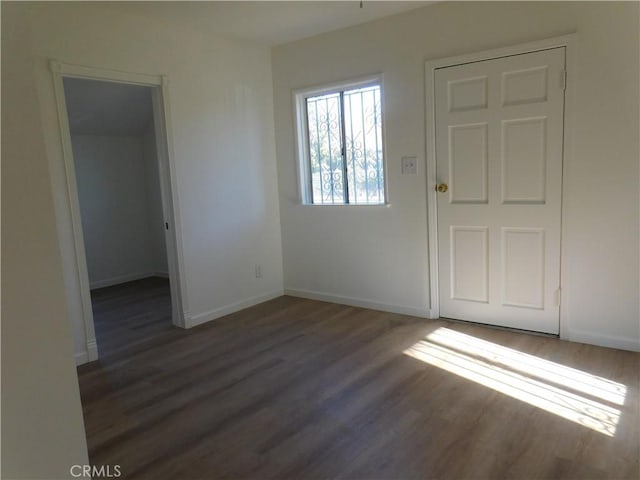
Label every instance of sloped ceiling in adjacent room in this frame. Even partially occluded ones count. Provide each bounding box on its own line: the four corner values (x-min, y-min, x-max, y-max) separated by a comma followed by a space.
63, 78, 153, 136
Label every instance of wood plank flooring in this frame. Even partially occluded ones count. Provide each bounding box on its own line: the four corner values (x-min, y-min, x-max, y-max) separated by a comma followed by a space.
79, 284, 639, 479
89, 277, 173, 357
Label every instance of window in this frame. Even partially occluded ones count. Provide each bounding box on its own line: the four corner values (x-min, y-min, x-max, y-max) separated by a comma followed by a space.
295, 78, 386, 205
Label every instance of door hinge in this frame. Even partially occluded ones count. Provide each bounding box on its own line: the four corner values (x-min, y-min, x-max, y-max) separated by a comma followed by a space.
165, 222, 169, 230
554, 287, 562, 306
560, 69, 567, 91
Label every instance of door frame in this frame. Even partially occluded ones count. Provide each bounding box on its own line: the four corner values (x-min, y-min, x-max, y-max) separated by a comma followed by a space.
424, 34, 576, 340
50, 60, 188, 363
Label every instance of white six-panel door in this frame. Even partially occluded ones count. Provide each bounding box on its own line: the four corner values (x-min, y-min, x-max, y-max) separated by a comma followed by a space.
435, 48, 565, 334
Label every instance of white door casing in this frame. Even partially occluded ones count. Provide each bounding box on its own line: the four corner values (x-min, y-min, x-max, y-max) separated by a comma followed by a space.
434, 47, 565, 334
50, 61, 188, 364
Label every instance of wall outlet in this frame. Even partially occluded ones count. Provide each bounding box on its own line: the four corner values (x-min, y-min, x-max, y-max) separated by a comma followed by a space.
402, 156, 417, 175
255, 264, 263, 278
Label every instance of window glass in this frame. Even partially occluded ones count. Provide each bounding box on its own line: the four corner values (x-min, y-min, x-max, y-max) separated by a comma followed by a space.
301, 82, 385, 205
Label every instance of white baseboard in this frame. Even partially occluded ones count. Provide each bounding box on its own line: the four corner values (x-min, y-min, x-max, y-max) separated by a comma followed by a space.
564, 329, 640, 352
90, 271, 168, 289
74, 339, 99, 366
284, 288, 428, 318
90, 272, 154, 289
185, 290, 284, 328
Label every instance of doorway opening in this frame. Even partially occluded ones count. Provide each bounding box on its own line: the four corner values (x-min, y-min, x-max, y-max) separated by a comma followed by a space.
51, 63, 185, 364
63, 78, 173, 356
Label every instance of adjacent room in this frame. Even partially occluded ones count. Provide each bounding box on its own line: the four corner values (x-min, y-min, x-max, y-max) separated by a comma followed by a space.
2, 1, 638, 480
64, 77, 174, 358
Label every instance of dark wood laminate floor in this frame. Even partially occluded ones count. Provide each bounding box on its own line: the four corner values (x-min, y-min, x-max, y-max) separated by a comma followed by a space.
79, 286, 639, 480
90, 277, 173, 357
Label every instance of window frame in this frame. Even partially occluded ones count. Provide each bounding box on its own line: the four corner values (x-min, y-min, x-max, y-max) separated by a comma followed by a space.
293, 74, 388, 206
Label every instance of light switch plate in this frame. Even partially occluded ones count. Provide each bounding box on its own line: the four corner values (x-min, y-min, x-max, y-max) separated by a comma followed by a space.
402, 156, 417, 175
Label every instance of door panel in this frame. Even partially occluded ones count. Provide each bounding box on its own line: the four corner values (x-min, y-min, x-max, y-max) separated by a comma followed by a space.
450, 226, 489, 303
449, 123, 488, 203
502, 117, 547, 204
435, 48, 565, 334
502, 227, 545, 309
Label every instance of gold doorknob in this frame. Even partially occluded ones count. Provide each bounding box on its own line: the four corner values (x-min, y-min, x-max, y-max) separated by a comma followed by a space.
436, 183, 448, 193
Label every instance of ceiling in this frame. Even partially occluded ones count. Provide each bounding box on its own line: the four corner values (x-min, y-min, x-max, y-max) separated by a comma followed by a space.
114, 1, 433, 46
63, 2, 434, 135
63, 78, 154, 136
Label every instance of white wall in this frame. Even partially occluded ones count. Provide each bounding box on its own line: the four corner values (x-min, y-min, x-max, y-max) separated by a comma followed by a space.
28, 2, 284, 364
72, 134, 164, 288
3, 1, 284, 474
1, 2, 636, 478
272, 1, 640, 351
1, 3, 89, 478
142, 125, 169, 275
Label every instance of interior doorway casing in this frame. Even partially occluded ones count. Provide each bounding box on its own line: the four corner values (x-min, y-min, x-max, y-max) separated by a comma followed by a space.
50, 60, 187, 363
424, 34, 576, 340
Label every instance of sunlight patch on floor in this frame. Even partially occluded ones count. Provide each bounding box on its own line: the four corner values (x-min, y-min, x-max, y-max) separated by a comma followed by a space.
404, 328, 625, 436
